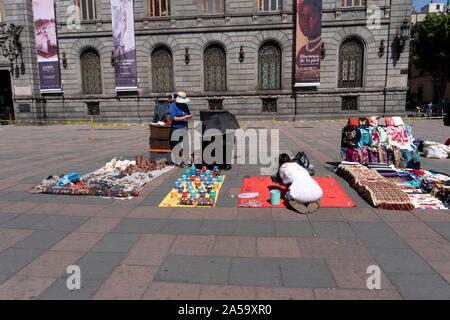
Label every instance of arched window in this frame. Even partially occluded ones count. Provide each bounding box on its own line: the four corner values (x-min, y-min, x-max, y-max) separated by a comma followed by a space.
204, 45, 226, 91
151, 47, 173, 92
338, 39, 364, 88
81, 50, 102, 94
259, 43, 281, 90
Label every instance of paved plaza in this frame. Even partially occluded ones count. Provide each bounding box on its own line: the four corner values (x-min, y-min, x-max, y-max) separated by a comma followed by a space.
0, 119, 449, 300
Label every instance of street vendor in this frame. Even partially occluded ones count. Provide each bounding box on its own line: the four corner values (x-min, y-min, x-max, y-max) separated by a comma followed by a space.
169, 91, 192, 166
278, 153, 323, 214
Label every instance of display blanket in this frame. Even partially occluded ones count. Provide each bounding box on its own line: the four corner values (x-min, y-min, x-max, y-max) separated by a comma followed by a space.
30, 158, 173, 199
159, 176, 226, 207
238, 176, 355, 208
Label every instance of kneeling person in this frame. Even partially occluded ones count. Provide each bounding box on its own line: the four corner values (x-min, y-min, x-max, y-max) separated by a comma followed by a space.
278, 153, 323, 214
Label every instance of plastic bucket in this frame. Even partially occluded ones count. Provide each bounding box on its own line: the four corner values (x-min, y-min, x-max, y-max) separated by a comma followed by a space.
270, 189, 281, 205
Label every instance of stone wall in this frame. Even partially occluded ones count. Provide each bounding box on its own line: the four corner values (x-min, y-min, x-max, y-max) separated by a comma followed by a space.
3, 0, 412, 122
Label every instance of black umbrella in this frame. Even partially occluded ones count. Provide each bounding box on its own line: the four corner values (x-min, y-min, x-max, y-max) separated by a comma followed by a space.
199, 110, 240, 136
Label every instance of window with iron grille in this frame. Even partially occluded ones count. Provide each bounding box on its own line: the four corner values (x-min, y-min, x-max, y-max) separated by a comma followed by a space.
258, 0, 279, 11
208, 100, 223, 110
341, 96, 358, 111
204, 45, 226, 91
203, 0, 224, 14
81, 50, 102, 94
262, 99, 277, 112
259, 43, 281, 90
340, 0, 366, 7
339, 38, 363, 88
87, 102, 100, 116
151, 47, 173, 93
75, 0, 96, 21
148, 0, 171, 17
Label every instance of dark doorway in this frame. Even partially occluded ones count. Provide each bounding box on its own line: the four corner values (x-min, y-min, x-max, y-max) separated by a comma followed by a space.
0, 70, 14, 125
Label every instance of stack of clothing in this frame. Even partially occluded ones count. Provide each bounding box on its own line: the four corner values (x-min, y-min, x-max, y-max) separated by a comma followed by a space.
341, 116, 420, 169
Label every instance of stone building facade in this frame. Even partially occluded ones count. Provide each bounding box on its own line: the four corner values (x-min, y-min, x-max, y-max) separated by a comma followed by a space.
0, 0, 412, 123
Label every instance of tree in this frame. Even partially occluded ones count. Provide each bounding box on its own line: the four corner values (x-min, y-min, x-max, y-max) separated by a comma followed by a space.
410, 13, 450, 112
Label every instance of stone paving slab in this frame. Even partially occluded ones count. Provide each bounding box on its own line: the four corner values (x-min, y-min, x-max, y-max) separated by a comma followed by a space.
33, 215, 89, 232
229, 258, 281, 287
426, 222, 450, 242
74, 252, 126, 280
349, 222, 410, 249
14, 230, 69, 251
235, 221, 275, 237
39, 278, 104, 300
155, 255, 231, 285
1, 214, 48, 229
0, 213, 18, 224
311, 221, 356, 239
90, 233, 141, 253
199, 220, 236, 236
111, 218, 166, 234
386, 273, 450, 300
159, 219, 205, 235
279, 258, 337, 288
273, 221, 314, 238
369, 248, 436, 274
0, 248, 43, 280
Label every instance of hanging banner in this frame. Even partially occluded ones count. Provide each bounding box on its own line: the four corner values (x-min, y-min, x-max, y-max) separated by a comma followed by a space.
111, 0, 138, 90
295, 0, 322, 87
32, 0, 61, 92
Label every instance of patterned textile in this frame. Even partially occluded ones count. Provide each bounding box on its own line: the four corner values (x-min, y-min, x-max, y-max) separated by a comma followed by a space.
360, 128, 372, 147
348, 117, 359, 126
378, 146, 388, 164
368, 116, 378, 126
355, 179, 414, 211
368, 148, 379, 163
407, 193, 447, 210
337, 164, 414, 211
389, 146, 406, 169
337, 164, 384, 186
359, 117, 370, 127
385, 117, 394, 126
371, 129, 380, 147
359, 147, 369, 164
383, 126, 412, 149
345, 148, 359, 162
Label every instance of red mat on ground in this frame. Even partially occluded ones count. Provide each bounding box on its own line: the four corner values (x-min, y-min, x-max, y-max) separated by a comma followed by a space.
238, 176, 356, 208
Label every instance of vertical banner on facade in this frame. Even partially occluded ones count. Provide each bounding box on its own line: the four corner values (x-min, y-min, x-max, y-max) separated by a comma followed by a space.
295, 0, 322, 87
111, 0, 138, 90
32, 0, 61, 91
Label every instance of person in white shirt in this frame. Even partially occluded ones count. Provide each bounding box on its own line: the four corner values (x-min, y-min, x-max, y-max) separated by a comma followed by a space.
278, 153, 323, 214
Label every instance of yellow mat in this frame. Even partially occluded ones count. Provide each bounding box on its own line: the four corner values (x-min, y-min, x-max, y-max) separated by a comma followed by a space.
159, 175, 226, 207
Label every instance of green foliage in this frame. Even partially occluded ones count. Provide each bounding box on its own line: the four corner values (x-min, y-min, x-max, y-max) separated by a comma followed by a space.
410, 13, 450, 81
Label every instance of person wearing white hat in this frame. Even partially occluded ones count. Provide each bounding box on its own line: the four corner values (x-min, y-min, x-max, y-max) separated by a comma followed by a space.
169, 92, 192, 166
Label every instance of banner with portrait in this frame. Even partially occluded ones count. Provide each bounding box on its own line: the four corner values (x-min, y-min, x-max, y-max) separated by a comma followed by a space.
295, 0, 322, 87
32, 0, 61, 91
111, 0, 138, 90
